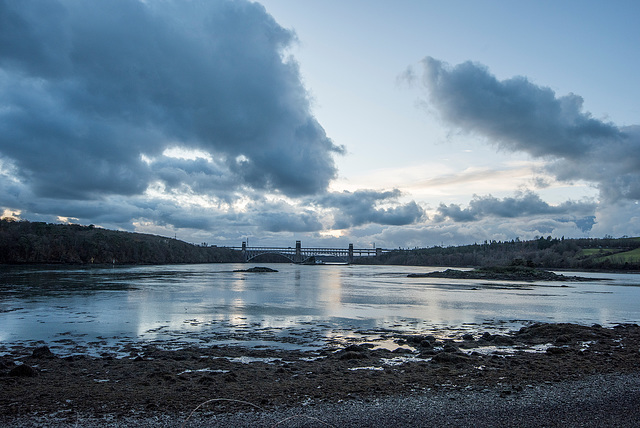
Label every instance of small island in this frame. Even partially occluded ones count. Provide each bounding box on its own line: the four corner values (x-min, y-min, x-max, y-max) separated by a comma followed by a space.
408, 265, 598, 281
233, 266, 279, 273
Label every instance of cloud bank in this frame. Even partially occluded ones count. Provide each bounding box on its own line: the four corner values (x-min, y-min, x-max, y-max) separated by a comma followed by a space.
318, 189, 426, 229
435, 191, 596, 232
414, 57, 640, 203
0, 0, 342, 201
0, 0, 427, 245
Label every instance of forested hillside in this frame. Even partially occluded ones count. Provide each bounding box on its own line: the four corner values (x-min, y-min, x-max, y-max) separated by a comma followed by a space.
0, 219, 242, 264
2, 219, 639, 270
364, 236, 640, 270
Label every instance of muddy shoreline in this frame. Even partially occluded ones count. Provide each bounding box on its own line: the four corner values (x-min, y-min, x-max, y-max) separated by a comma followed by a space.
2, 322, 640, 426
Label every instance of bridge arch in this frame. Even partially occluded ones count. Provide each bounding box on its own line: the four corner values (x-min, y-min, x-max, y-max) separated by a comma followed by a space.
244, 251, 297, 263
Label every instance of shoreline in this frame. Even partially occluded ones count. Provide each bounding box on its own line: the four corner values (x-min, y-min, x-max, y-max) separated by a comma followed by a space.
4, 373, 640, 427
2, 261, 639, 273
2, 322, 640, 426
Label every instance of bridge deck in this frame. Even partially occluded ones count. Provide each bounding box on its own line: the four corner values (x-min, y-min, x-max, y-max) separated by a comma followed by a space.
230, 243, 386, 263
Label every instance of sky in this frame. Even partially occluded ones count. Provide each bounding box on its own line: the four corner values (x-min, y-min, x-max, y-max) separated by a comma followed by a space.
1, 0, 639, 249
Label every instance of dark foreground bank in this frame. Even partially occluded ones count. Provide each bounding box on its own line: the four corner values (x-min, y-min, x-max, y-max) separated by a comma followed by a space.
4, 373, 640, 427
2, 323, 640, 427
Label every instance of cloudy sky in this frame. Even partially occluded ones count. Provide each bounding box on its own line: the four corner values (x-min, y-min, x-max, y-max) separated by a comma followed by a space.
1, 0, 639, 248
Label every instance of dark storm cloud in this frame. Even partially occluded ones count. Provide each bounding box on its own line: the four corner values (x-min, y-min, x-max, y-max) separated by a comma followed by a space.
241, 198, 324, 233
260, 211, 323, 233
547, 125, 640, 202
0, 0, 343, 201
417, 57, 622, 158
150, 155, 238, 196
414, 57, 640, 202
319, 189, 425, 229
435, 191, 597, 231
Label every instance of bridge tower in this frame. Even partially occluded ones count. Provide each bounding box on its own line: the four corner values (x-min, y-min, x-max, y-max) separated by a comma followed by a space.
241, 241, 247, 262
348, 243, 354, 264
295, 240, 302, 263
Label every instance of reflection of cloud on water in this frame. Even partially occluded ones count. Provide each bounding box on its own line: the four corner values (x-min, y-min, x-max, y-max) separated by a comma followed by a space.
3, 264, 640, 352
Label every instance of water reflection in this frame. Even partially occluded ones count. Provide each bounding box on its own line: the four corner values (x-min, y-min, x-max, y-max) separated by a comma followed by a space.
1, 264, 639, 350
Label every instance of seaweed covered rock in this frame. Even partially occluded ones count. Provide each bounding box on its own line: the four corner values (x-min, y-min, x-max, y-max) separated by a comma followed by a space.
233, 266, 279, 273
9, 364, 37, 377
515, 323, 608, 345
31, 346, 55, 359
408, 266, 597, 282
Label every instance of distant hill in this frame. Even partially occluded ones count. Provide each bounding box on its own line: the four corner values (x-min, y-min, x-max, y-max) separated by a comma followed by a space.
359, 236, 640, 271
2, 219, 639, 270
0, 219, 242, 265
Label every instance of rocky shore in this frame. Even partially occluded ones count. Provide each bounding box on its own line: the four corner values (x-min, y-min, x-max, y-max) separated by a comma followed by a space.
2, 323, 640, 426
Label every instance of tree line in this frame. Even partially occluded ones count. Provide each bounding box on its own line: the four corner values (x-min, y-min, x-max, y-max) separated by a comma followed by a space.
357, 235, 640, 270
0, 219, 242, 264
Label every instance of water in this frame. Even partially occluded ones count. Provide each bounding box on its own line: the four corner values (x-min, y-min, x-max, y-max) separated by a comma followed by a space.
1, 263, 639, 353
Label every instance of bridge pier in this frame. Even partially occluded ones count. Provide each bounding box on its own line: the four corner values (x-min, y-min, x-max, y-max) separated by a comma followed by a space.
295, 240, 302, 264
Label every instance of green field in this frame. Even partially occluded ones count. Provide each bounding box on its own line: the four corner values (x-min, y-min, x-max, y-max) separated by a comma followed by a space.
596, 248, 640, 263
580, 248, 617, 257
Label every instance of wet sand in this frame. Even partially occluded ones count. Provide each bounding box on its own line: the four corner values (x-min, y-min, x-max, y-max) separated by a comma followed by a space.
2, 323, 640, 427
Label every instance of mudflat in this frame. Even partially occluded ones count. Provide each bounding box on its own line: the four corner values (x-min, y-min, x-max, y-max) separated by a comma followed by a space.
2, 323, 640, 427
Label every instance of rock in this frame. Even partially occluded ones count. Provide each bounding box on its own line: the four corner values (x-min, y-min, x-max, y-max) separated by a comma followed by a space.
516, 322, 604, 345
340, 351, 367, 360
9, 364, 37, 377
403, 334, 437, 346
337, 345, 370, 360
391, 347, 413, 354
431, 352, 469, 364
408, 266, 596, 282
31, 346, 55, 359
233, 267, 278, 273
443, 343, 460, 353
546, 346, 566, 355
492, 335, 515, 346
481, 332, 494, 341
462, 333, 475, 341
0, 358, 15, 370
343, 344, 368, 353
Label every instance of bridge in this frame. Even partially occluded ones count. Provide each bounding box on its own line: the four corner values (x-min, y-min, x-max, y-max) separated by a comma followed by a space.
233, 241, 384, 264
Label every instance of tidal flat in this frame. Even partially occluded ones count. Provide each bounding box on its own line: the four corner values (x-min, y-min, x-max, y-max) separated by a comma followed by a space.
2, 264, 640, 426
2, 323, 640, 427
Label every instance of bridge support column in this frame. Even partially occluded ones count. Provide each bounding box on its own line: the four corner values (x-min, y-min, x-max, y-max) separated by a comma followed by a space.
348, 243, 354, 264
376, 247, 382, 257
295, 240, 302, 263
242, 241, 247, 262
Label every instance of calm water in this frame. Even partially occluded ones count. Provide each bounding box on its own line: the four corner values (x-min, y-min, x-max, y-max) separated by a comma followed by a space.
1, 263, 639, 351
